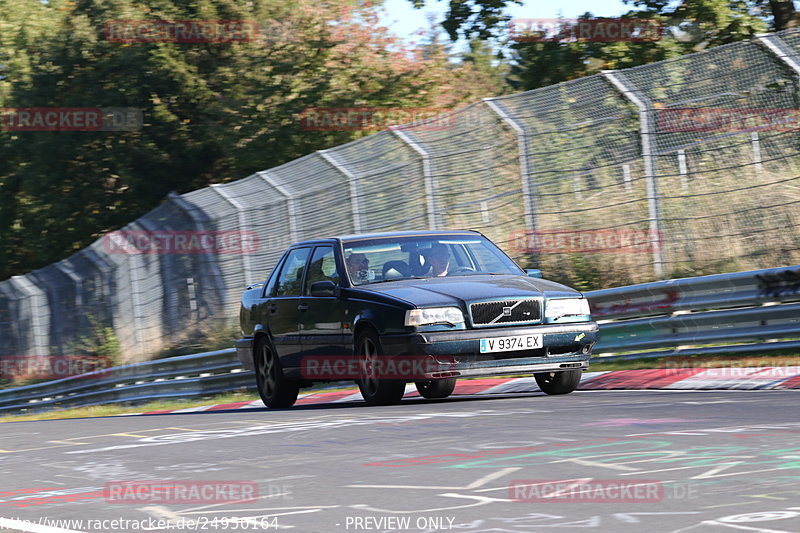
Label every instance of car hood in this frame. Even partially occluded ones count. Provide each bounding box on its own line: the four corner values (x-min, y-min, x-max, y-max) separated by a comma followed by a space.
355, 275, 580, 308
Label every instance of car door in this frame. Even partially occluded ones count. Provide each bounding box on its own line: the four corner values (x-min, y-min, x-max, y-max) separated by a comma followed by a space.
299, 245, 346, 362
267, 246, 311, 368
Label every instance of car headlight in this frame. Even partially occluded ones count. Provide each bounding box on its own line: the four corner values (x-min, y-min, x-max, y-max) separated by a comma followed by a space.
545, 298, 590, 320
405, 307, 464, 326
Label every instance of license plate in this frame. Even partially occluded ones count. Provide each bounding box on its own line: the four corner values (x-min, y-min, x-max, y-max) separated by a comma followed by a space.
480, 334, 542, 353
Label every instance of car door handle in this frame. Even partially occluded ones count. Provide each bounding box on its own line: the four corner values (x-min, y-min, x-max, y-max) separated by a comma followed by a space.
297, 304, 309, 312
268, 304, 277, 313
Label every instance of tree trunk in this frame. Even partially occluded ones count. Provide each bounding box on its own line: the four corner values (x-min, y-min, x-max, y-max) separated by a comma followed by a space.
770, 0, 797, 31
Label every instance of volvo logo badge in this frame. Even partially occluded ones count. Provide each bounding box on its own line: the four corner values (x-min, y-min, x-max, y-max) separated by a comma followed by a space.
502, 306, 512, 316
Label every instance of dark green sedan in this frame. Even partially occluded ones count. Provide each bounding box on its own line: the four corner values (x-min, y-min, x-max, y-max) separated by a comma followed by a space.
236, 230, 598, 408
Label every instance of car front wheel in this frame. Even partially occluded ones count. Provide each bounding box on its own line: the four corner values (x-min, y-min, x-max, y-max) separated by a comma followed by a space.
534, 369, 582, 395
255, 337, 299, 408
415, 378, 456, 399
356, 330, 406, 406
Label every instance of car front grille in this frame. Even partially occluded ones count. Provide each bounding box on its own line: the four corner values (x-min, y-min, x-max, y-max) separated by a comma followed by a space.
469, 298, 542, 327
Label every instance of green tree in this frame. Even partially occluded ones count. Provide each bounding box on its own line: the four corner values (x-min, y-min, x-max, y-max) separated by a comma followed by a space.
407, 0, 795, 41
0, 0, 505, 280
508, 1, 772, 91
407, 0, 521, 41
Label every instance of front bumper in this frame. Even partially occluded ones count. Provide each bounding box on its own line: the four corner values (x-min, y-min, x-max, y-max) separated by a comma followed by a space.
380, 322, 598, 379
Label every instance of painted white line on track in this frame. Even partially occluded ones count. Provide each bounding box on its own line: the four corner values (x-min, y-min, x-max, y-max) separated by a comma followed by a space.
482, 377, 536, 394
332, 392, 363, 403
169, 406, 215, 413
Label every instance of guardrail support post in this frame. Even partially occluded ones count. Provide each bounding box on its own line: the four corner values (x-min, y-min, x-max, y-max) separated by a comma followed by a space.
391, 128, 439, 230
483, 98, 537, 232
602, 70, 665, 278
318, 150, 362, 233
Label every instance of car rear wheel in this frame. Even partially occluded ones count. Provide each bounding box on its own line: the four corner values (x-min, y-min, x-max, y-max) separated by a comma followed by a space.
534, 369, 582, 395
356, 330, 406, 406
415, 378, 456, 399
255, 337, 299, 408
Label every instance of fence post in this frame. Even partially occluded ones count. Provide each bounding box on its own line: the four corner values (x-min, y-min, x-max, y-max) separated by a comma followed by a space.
483, 98, 536, 231
318, 150, 362, 233
677, 149, 689, 190
391, 128, 439, 230
602, 70, 665, 278
258, 171, 299, 242
757, 33, 800, 77
168, 192, 227, 325
9, 275, 50, 356
755, 34, 800, 175
622, 164, 632, 191
81, 247, 115, 331
83, 247, 114, 295
210, 184, 253, 284
55, 262, 85, 346
751, 132, 763, 173
56, 262, 82, 313
130, 217, 164, 358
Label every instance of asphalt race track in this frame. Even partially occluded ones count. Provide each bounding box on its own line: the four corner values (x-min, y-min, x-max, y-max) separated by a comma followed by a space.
1, 389, 799, 533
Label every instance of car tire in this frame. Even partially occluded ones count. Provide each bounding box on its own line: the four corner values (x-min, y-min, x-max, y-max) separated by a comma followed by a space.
355, 329, 406, 406
255, 336, 299, 408
415, 378, 456, 399
534, 369, 582, 395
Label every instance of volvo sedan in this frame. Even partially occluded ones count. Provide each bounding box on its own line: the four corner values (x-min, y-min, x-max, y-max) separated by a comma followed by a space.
236, 230, 598, 407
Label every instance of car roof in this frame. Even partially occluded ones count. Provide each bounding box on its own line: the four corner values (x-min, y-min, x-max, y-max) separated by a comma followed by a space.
291, 230, 482, 247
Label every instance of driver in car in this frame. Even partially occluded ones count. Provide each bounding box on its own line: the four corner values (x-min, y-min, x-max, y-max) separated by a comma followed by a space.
346, 252, 372, 282
426, 243, 450, 277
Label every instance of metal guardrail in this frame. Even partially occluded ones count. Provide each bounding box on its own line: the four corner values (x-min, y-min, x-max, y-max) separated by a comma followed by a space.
1, 264, 798, 414
588, 264, 800, 360
0, 349, 250, 413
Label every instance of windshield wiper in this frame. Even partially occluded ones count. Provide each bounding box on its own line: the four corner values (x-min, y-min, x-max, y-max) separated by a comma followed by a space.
362, 276, 429, 285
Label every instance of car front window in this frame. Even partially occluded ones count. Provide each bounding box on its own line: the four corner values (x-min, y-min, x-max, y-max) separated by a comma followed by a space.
342, 235, 523, 285
274, 247, 312, 296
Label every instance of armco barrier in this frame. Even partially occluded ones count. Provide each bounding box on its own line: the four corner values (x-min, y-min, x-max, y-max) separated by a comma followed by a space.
0, 264, 798, 414
588, 264, 800, 360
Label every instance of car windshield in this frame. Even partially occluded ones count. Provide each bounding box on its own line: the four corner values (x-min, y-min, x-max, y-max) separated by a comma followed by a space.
342, 235, 523, 285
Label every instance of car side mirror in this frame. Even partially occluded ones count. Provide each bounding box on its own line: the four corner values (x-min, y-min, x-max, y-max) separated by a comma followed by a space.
525, 269, 543, 279
310, 280, 337, 297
